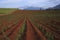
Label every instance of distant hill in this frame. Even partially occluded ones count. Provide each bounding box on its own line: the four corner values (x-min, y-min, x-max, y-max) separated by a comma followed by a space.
53, 4, 60, 9
24, 7, 44, 10
46, 4, 60, 10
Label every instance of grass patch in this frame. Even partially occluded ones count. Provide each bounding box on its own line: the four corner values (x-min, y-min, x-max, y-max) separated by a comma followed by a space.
0, 8, 17, 14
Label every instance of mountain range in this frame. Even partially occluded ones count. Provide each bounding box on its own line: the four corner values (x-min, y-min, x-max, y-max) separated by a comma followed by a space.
46, 4, 60, 10
24, 7, 44, 10
53, 4, 60, 9
20, 4, 60, 10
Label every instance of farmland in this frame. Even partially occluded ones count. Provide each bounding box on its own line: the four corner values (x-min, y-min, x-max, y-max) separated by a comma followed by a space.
0, 9, 60, 40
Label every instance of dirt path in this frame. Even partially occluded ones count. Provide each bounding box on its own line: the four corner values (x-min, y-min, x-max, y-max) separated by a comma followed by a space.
26, 18, 39, 40
22, 18, 47, 40
0, 14, 8, 16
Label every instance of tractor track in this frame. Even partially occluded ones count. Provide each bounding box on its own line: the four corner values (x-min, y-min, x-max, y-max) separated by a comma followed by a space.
22, 18, 47, 40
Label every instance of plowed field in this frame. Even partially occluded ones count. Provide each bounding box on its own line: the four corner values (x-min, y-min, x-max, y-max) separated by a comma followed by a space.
0, 10, 60, 40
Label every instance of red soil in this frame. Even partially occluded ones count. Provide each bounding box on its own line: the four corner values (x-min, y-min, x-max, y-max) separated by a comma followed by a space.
4, 17, 24, 40
9, 18, 24, 40
32, 17, 60, 40
26, 19, 39, 40
0, 17, 25, 40
28, 18, 47, 40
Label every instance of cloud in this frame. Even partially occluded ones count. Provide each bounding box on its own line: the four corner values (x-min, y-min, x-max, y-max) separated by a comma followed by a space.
0, 0, 23, 8
0, 0, 22, 3
0, 0, 60, 8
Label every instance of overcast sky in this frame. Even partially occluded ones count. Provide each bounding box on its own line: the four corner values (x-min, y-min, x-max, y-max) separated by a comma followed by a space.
0, 0, 60, 9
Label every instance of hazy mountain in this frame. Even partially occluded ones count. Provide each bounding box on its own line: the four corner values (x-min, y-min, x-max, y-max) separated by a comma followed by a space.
53, 4, 60, 9
24, 7, 44, 10
46, 4, 60, 10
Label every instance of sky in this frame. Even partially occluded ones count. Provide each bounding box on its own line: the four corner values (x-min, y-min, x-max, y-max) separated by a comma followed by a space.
0, 0, 60, 9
